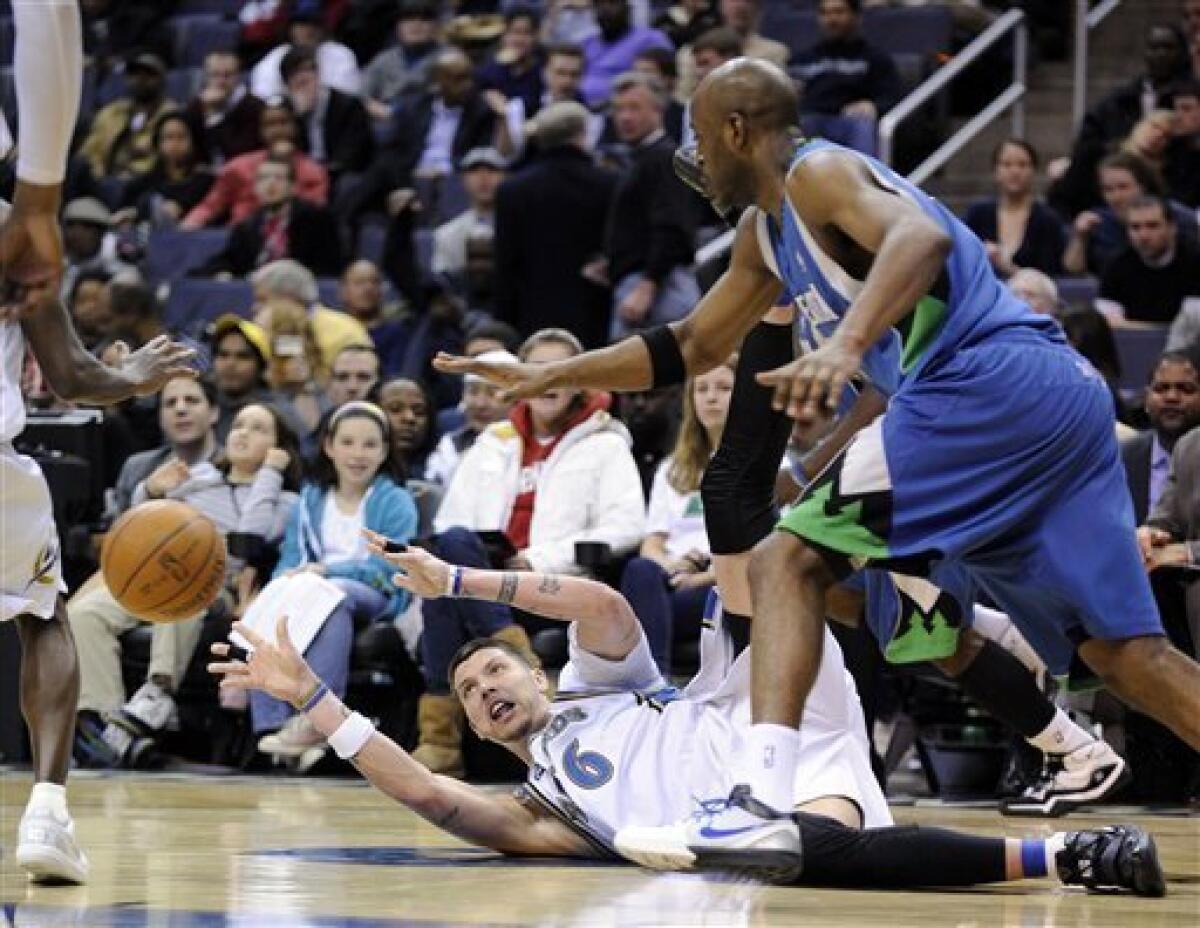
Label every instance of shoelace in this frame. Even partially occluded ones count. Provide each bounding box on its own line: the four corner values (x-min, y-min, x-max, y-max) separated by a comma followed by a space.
688, 795, 732, 827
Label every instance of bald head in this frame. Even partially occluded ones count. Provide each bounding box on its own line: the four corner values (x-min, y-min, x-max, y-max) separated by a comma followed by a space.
694, 57, 799, 135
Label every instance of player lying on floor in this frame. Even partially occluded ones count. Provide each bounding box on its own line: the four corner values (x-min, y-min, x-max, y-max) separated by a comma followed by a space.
207, 532, 1165, 895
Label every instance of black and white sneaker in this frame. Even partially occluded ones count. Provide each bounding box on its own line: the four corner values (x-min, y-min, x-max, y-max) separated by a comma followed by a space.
1056, 825, 1166, 897
1001, 741, 1130, 817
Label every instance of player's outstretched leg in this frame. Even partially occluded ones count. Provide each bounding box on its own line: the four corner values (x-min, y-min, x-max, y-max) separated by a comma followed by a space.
616, 813, 1167, 896
14, 599, 89, 884
933, 629, 1129, 816
1079, 635, 1200, 749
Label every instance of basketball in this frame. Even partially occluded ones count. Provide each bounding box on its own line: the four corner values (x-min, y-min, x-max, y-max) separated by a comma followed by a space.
100, 500, 227, 624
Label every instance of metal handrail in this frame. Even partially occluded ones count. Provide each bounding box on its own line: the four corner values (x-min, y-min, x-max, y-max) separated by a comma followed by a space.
878, 10, 1027, 187
1072, 0, 1124, 128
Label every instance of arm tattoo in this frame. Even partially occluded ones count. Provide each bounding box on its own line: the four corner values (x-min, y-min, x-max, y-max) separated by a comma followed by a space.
435, 804, 461, 828
498, 572, 519, 604
538, 575, 561, 595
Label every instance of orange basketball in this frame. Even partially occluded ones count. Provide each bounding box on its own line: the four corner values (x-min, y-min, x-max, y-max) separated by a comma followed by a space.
100, 500, 227, 623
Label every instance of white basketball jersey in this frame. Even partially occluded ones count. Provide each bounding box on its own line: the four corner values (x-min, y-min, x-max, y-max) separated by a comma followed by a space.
0, 321, 27, 444
521, 620, 890, 855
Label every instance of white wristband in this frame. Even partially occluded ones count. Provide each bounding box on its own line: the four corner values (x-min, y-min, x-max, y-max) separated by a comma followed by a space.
445, 565, 463, 598
327, 711, 375, 760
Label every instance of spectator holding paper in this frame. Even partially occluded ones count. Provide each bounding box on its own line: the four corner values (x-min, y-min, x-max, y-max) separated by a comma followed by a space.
245, 401, 418, 768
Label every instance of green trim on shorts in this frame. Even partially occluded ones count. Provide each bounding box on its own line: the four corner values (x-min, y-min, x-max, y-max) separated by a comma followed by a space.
776, 479, 891, 561
884, 605, 960, 663
899, 295, 948, 373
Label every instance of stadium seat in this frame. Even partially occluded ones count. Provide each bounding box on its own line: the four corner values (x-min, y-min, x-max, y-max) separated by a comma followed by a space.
863, 7, 954, 59
144, 229, 230, 283
1055, 276, 1100, 309
357, 219, 388, 266
163, 278, 253, 339
176, 17, 240, 68
1115, 325, 1170, 393
759, 10, 817, 58
0, 17, 12, 66
316, 277, 341, 307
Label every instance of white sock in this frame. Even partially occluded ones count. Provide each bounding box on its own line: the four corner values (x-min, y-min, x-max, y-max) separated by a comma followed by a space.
1028, 708, 1095, 755
971, 606, 1046, 677
736, 723, 799, 813
26, 782, 68, 821
1045, 832, 1068, 879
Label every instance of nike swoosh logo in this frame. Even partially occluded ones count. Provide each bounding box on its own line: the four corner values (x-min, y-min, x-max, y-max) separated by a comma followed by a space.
698, 824, 758, 840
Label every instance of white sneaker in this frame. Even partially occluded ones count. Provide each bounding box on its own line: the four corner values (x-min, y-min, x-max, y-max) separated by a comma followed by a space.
1001, 740, 1130, 817
119, 681, 179, 735
258, 715, 325, 759
615, 785, 801, 883
16, 808, 89, 884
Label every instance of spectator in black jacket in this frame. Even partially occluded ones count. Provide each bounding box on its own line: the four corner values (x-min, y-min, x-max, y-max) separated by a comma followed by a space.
964, 139, 1066, 278
282, 48, 374, 182
1049, 24, 1191, 218
183, 52, 265, 169
195, 155, 344, 278
116, 113, 215, 228
792, 0, 902, 157
1166, 79, 1200, 208
494, 101, 619, 348
605, 73, 699, 342
1098, 196, 1200, 326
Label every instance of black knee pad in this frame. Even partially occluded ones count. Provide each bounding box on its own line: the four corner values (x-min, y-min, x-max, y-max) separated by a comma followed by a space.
702, 320, 795, 555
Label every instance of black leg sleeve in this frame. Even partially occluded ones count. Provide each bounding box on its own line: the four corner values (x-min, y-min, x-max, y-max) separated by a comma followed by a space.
701, 320, 795, 555
955, 640, 1055, 739
795, 814, 1009, 888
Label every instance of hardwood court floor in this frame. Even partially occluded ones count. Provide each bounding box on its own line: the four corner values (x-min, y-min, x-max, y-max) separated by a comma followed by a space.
1, 771, 1196, 927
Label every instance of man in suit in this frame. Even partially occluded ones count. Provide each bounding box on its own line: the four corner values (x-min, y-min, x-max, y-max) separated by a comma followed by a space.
604, 72, 700, 342
183, 51, 265, 168
494, 102, 618, 349
1122, 349, 1200, 524
195, 155, 344, 278
1143, 426, 1200, 655
282, 48, 374, 182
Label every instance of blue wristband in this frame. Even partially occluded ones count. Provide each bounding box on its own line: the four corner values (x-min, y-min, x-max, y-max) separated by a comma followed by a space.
298, 681, 329, 714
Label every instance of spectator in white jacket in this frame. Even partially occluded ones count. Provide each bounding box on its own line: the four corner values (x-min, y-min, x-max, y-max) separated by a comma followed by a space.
412, 328, 647, 778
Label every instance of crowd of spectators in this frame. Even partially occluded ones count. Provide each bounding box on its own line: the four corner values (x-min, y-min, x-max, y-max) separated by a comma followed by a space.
1, 0, 1194, 802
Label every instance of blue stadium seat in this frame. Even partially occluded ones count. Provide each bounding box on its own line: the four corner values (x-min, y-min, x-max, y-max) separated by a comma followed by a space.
759, 10, 817, 57
167, 68, 201, 106
863, 7, 954, 58
93, 69, 128, 109
357, 219, 388, 266
0, 18, 12, 66
164, 278, 253, 339
176, 17, 240, 68
317, 277, 341, 307
414, 227, 435, 274
1115, 326, 1170, 393
144, 229, 230, 283
1055, 276, 1100, 310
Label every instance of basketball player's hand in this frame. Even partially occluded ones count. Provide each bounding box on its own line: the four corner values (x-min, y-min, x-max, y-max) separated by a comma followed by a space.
118, 334, 198, 395
208, 616, 319, 706
433, 351, 557, 403
364, 529, 450, 598
757, 340, 861, 424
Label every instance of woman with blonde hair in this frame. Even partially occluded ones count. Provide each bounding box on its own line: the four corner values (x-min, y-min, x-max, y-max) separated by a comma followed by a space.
619, 354, 737, 674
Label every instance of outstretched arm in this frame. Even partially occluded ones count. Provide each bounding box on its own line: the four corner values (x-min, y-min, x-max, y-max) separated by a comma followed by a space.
364, 531, 643, 661
432, 211, 782, 401
209, 616, 593, 858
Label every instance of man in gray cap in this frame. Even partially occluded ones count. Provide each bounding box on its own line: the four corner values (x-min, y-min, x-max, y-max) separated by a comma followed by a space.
79, 52, 178, 179
60, 197, 133, 298
432, 147, 507, 279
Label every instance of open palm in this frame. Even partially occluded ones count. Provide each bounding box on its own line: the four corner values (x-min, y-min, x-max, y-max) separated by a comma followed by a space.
208, 616, 317, 706
431, 351, 557, 402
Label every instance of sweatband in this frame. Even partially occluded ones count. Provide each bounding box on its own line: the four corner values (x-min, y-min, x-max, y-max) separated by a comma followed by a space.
327, 711, 375, 760
15, 1, 82, 185
638, 325, 687, 388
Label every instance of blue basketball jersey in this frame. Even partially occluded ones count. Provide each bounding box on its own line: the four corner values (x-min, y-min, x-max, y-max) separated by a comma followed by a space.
757, 139, 1060, 396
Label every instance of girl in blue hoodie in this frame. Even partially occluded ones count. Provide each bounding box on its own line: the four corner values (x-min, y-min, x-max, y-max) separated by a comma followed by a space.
250, 401, 418, 763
